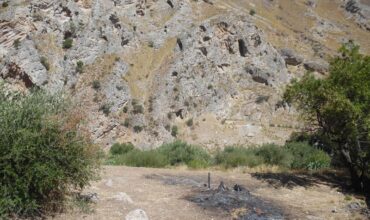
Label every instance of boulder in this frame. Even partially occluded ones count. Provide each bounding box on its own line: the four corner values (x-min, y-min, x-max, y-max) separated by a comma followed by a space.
303, 60, 329, 73
280, 48, 304, 66
125, 209, 149, 220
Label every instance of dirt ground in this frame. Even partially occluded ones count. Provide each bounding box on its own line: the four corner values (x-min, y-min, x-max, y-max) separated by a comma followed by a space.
53, 166, 368, 220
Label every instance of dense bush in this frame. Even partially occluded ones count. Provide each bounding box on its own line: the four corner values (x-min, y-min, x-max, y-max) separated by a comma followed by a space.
40, 56, 50, 71
256, 144, 293, 167
285, 142, 331, 170
171, 126, 178, 137
215, 143, 330, 170
107, 149, 168, 168
215, 147, 263, 168
76, 61, 84, 73
110, 143, 135, 155
63, 38, 73, 49
13, 39, 20, 49
0, 87, 100, 218
106, 141, 211, 169
158, 141, 211, 168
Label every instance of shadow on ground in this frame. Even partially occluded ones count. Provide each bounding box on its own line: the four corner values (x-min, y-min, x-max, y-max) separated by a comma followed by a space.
252, 171, 370, 214
251, 170, 351, 190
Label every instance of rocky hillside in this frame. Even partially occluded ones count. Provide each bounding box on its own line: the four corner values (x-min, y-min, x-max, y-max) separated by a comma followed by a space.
1, 0, 369, 149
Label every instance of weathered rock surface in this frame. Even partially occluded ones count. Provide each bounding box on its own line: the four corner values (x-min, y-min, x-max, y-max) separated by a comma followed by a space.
125, 209, 149, 220
343, 0, 370, 31
0, 0, 369, 148
279, 48, 304, 66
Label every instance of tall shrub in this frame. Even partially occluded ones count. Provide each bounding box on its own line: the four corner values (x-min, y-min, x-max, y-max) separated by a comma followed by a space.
0, 87, 101, 217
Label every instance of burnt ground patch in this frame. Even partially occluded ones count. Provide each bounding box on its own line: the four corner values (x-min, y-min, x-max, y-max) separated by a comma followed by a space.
146, 174, 285, 219
188, 186, 284, 220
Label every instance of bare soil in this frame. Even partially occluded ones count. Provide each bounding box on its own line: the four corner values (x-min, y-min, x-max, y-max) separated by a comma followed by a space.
52, 166, 368, 220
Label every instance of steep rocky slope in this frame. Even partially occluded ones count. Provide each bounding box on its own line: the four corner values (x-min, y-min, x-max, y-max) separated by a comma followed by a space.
1, 0, 369, 149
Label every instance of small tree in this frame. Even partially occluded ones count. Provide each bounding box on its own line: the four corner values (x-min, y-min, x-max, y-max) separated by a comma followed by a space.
0, 87, 101, 218
284, 42, 370, 192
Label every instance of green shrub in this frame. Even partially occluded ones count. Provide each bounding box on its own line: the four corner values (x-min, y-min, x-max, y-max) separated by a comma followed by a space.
76, 61, 84, 73
13, 39, 20, 49
99, 103, 111, 116
63, 38, 73, 49
92, 80, 101, 91
250, 9, 256, 16
132, 104, 143, 114
123, 118, 130, 127
157, 141, 211, 167
133, 125, 143, 133
186, 118, 193, 127
110, 143, 134, 155
2, 2, 9, 7
215, 147, 263, 168
40, 56, 50, 71
171, 125, 178, 137
285, 142, 331, 170
0, 87, 100, 218
106, 141, 211, 169
108, 149, 168, 168
305, 150, 331, 170
255, 144, 293, 167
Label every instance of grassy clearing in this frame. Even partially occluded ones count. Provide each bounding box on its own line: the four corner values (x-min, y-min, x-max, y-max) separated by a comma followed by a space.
106, 141, 330, 171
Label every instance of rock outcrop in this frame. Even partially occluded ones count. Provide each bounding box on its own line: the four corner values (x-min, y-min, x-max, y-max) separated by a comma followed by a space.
343, 0, 370, 31
1, 0, 368, 148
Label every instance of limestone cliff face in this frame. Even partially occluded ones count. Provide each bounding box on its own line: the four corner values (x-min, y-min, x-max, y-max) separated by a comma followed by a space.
1, 0, 369, 148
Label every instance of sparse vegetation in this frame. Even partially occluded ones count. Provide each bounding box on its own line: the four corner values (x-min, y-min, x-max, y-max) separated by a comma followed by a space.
40, 56, 50, 71
186, 118, 193, 127
132, 103, 144, 114
133, 125, 143, 133
63, 38, 73, 49
76, 60, 84, 73
92, 80, 101, 91
99, 103, 111, 116
0, 86, 100, 218
250, 9, 256, 16
148, 41, 154, 48
13, 39, 20, 49
123, 118, 130, 127
171, 125, 178, 137
2, 2, 9, 7
123, 106, 128, 113
255, 95, 269, 104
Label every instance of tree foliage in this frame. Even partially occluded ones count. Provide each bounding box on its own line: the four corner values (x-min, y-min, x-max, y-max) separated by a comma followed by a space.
284, 42, 370, 192
0, 86, 101, 217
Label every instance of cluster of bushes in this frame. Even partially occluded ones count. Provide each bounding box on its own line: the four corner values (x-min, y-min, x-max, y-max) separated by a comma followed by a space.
106, 141, 330, 171
106, 141, 211, 169
0, 87, 101, 218
215, 142, 331, 170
